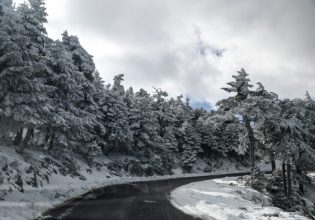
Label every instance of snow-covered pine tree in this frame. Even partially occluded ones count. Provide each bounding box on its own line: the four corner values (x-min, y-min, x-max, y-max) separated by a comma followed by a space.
152, 88, 171, 137
43, 39, 99, 160
195, 111, 219, 159
97, 74, 132, 154
283, 97, 315, 195
16, 0, 56, 149
17, 0, 48, 59
61, 31, 95, 82
221, 68, 253, 100
260, 97, 315, 197
217, 68, 257, 177
0, 0, 54, 149
129, 88, 161, 157
0, 0, 26, 142
303, 91, 315, 149
112, 74, 125, 95
179, 120, 202, 172
60, 32, 100, 156
218, 70, 283, 183
152, 88, 178, 158
124, 87, 135, 108
251, 82, 281, 174
169, 95, 194, 144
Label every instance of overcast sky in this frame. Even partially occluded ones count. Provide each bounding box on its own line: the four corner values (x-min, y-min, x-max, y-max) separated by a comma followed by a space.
16, 0, 315, 106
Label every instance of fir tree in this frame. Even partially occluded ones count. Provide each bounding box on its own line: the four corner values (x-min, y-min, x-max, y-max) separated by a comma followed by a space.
218, 68, 257, 177
180, 120, 202, 172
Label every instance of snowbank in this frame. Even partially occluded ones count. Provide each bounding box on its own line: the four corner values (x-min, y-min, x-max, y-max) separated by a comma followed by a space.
170, 176, 308, 220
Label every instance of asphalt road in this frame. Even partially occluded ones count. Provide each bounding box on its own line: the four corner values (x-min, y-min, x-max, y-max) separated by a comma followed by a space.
40, 172, 250, 220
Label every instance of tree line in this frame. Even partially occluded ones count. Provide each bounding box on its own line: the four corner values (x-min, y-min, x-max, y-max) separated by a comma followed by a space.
0, 0, 245, 175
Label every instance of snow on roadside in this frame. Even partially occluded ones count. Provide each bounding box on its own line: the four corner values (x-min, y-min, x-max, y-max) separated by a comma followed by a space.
170, 176, 309, 220
304, 172, 315, 208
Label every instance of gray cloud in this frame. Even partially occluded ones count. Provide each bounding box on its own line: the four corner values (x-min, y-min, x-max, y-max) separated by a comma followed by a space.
43, 0, 315, 103
64, 0, 173, 46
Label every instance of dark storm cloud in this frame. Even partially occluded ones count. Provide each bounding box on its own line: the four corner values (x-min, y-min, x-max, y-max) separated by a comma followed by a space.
47, 0, 315, 103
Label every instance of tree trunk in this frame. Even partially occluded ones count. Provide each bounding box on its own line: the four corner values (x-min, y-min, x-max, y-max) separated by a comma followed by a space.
47, 133, 55, 151
300, 172, 304, 194
287, 160, 292, 197
296, 149, 304, 194
13, 128, 23, 146
282, 162, 287, 196
107, 141, 116, 154
45, 132, 50, 145
22, 127, 34, 147
270, 151, 276, 176
244, 115, 255, 176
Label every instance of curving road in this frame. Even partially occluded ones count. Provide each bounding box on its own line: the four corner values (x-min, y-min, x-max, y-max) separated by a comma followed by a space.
40, 172, 250, 220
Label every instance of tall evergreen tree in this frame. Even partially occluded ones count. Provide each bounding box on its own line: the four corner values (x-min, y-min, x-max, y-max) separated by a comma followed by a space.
98, 74, 132, 153
129, 89, 161, 157
218, 68, 257, 177
0, 0, 53, 149
0, 0, 25, 142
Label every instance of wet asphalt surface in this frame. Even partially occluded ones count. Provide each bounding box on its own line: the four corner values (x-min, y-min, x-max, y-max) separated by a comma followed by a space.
39, 172, 250, 220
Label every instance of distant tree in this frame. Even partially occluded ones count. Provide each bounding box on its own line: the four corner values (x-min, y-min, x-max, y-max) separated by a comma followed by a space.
303, 91, 315, 149
208, 113, 243, 158
112, 74, 125, 95
96, 74, 132, 154
129, 89, 160, 157
180, 120, 201, 172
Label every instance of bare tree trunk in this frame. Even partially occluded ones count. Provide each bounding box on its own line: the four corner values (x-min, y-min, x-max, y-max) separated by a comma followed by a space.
282, 162, 287, 196
244, 115, 255, 177
13, 128, 23, 146
45, 132, 50, 145
107, 142, 116, 154
300, 171, 305, 194
270, 151, 276, 175
287, 159, 292, 197
296, 164, 304, 194
47, 133, 55, 151
297, 149, 304, 194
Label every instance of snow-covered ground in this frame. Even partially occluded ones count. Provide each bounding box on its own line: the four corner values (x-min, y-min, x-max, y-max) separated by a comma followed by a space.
170, 176, 309, 220
304, 172, 315, 211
